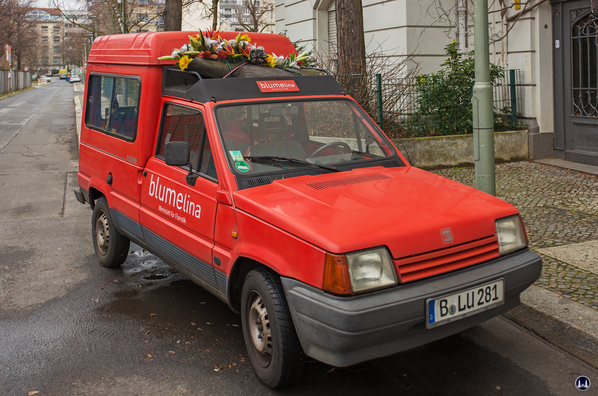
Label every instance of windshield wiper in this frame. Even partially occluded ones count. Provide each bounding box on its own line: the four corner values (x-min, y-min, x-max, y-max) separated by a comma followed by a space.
244, 156, 340, 172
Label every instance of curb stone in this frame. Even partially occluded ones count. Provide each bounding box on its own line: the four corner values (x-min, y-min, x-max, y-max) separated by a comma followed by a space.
503, 286, 598, 368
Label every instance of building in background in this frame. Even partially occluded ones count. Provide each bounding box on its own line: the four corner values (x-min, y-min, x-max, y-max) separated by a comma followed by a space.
28, 8, 64, 73
182, 0, 274, 33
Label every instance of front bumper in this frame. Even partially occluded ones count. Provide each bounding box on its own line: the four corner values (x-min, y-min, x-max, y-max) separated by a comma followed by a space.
281, 248, 542, 367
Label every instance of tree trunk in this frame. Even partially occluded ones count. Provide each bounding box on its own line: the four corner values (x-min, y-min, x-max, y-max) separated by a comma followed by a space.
163, 0, 182, 31
212, 0, 220, 31
335, 0, 366, 76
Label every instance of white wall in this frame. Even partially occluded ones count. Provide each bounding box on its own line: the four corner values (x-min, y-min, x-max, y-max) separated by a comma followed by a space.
275, 0, 554, 134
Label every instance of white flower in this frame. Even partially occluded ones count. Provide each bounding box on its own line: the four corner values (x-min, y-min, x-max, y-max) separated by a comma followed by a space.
172, 44, 191, 56
272, 53, 285, 67
205, 38, 219, 47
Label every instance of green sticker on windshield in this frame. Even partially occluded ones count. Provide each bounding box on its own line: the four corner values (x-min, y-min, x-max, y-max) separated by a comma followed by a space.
235, 160, 250, 172
230, 150, 244, 161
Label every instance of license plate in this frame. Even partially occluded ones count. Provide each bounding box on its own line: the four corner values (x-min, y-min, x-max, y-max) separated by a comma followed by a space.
426, 279, 504, 329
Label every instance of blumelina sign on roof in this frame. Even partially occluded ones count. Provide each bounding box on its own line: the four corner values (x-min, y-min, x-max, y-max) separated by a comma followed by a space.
257, 80, 300, 93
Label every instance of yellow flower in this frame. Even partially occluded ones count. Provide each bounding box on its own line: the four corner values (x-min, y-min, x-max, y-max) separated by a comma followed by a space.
266, 54, 276, 68
178, 55, 192, 70
431, 72, 434, 75
452, 40, 456, 44
240, 34, 251, 42
420, 78, 425, 83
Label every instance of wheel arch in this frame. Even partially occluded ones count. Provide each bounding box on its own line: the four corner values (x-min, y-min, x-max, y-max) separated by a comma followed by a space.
227, 256, 275, 314
87, 186, 106, 209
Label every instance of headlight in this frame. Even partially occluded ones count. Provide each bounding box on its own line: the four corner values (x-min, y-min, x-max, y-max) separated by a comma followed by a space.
495, 215, 527, 256
323, 247, 397, 295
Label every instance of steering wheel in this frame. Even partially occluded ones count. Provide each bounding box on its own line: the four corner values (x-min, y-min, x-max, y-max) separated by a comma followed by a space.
308, 141, 352, 158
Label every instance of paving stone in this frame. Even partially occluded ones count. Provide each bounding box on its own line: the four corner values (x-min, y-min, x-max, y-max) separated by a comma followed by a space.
433, 161, 598, 311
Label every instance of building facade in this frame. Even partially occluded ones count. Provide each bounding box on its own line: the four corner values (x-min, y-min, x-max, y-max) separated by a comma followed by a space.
182, 0, 274, 33
28, 8, 64, 72
275, 0, 574, 164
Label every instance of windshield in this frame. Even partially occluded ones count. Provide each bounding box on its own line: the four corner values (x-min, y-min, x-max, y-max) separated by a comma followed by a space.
215, 99, 395, 175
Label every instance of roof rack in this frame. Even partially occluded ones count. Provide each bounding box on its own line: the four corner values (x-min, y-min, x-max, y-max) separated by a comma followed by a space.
162, 66, 344, 103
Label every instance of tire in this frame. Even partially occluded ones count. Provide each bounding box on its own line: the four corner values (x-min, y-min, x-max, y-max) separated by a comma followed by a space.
241, 268, 305, 388
91, 197, 130, 267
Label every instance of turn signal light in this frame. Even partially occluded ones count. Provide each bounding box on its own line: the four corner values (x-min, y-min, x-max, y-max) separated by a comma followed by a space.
323, 253, 352, 296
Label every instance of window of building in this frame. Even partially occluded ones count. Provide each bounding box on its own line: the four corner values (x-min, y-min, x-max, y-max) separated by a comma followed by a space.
42, 56, 49, 64
41, 26, 48, 31
85, 75, 141, 141
53, 26, 60, 33
42, 36, 48, 42
53, 46, 60, 53
53, 57, 61, 64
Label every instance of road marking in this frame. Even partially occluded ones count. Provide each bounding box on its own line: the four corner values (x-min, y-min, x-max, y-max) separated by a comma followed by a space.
8, 101, 26, 107
0, 108, 8, 114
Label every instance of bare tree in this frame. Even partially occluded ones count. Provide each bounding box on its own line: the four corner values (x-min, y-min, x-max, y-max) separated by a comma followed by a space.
229, 0, 273, 32
335, 0, 366, 76
163, 0, 182, 30
0, 0, 39, 70
425, 0, 546, 48
53, 0, 165, 36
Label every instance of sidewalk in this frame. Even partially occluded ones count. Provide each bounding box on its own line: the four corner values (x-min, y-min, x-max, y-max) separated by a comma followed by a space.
434, 160, 598, 368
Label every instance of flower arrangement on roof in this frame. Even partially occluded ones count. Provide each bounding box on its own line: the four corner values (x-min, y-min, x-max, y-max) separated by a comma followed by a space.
158, 31, 310, 72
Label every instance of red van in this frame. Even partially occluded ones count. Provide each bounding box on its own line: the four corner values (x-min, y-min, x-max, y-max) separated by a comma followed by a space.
75, 31, 542, 388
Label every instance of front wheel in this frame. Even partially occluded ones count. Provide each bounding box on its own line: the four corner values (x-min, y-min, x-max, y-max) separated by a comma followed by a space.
241, 268, 305, 388
91, 197, 130, 267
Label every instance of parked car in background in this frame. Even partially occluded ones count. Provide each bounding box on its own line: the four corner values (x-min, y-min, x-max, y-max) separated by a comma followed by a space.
70, 75, 82, 84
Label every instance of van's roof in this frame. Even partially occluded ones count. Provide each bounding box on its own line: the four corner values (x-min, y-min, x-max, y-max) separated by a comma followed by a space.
87, 31, 297, 66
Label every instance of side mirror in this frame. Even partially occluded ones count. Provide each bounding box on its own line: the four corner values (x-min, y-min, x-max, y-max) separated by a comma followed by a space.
164, 141, 190, 167
164, 141, 198, 186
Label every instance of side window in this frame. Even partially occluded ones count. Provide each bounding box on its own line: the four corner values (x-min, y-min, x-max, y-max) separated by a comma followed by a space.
85, 74, 140, 141
157, 104, 217, 181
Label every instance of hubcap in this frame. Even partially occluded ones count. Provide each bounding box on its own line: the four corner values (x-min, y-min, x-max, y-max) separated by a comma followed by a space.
95, 211, 110, 256
248, 293, 272, 359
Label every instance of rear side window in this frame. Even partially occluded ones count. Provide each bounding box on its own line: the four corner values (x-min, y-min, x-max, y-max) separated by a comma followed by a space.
156, 104, 218, 181
85, 74, 141, 141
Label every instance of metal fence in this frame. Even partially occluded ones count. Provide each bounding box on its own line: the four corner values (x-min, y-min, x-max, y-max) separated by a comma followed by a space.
0, 70, 32, 95
335, 70, 524, 139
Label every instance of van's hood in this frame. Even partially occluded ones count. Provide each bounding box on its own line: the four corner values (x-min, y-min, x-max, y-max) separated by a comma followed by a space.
233, 167, 518, 258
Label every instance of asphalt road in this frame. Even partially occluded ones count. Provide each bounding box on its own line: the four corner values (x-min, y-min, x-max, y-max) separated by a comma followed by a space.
1, 80, 597, 396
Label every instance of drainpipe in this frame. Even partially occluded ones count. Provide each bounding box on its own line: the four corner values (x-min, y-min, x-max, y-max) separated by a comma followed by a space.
472, 0, 495, 196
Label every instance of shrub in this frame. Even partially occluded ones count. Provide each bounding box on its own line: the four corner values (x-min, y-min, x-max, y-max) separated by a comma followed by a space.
406, 41, 504, 136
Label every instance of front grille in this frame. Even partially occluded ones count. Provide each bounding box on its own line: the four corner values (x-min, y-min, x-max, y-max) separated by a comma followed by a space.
394, 236, 500, 283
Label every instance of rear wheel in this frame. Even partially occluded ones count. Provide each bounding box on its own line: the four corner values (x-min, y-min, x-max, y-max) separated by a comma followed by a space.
91, 197, 129, 267
241, 268, 305, 388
